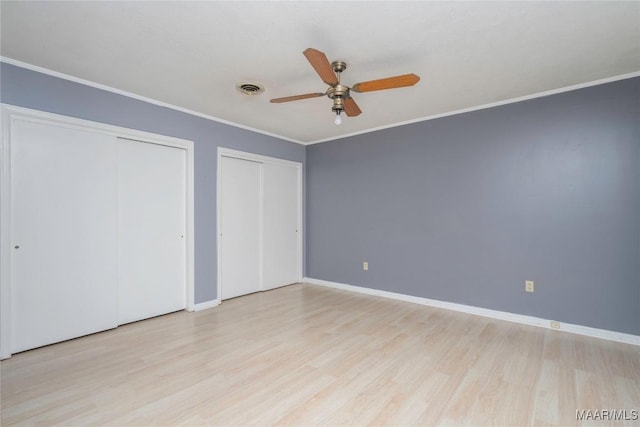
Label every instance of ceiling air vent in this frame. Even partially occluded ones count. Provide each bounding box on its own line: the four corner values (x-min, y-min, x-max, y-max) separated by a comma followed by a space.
236, 82, 265, 96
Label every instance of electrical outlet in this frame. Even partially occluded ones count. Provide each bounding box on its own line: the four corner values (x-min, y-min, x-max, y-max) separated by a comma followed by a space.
363, 261, 369, 271
525, 280, 535, 293
550, 321, 560, 329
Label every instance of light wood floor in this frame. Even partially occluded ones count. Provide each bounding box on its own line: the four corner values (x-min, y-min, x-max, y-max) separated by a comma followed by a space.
1, 284, 639, 426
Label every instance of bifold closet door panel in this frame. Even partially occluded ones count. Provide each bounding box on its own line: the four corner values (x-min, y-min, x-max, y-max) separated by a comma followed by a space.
117, 140, 187, 325
262, 163, 300, 290
220, 156, 261, 300
11, 120, 119, 353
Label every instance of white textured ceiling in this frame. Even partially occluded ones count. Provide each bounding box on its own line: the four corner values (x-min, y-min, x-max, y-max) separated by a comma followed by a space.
1, 1, 639, 144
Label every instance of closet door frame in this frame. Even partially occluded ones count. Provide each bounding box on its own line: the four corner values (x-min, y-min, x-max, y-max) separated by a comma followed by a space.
0, 104, 196, 359
216, 147, 303, 303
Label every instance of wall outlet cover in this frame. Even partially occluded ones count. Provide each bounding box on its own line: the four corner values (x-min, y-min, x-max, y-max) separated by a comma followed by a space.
525, 280, 535, 292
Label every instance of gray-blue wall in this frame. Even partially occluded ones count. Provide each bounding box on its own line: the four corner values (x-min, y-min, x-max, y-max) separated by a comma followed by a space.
3, 61, 638, 335
307, 77, 640, 335
0, 62, 306, 304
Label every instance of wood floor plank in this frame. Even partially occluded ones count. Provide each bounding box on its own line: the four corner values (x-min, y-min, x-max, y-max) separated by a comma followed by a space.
1, 283, 638, 426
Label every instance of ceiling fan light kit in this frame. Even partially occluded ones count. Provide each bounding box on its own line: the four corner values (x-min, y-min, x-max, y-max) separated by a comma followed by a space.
270, 48, 420, 125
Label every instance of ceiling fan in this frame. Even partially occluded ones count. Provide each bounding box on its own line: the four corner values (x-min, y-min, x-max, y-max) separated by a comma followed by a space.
270, 48, 420, 125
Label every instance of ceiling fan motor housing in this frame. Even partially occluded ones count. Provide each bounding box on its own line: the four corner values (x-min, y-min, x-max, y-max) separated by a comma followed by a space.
327, 84, 350, 113
327, 85, 350, 99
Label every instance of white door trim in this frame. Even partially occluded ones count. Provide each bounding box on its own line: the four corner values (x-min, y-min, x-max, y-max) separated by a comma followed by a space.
216, 147, 303, 303
0, 104, 196, 359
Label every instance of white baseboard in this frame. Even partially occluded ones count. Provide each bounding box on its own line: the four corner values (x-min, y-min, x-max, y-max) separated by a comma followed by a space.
192, 299, 220, 312
303, 277, 640, 346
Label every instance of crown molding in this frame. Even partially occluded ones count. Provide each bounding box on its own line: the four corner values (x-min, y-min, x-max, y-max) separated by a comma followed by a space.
308, 71, 640, 145
3, 56, 638, 146
0, 56, 305, 145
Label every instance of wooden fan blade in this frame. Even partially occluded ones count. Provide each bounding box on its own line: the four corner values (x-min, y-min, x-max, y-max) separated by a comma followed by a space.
303, 48, 338, 86
351, 73, 420, 93
270, 93, 325, 103
343, 97, 362, 117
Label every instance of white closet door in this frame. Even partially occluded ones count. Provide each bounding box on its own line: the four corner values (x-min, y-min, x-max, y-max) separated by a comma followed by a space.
117, 139, 186, 324
220, 156, 261, 300
262, 162, 300, 290
11, 119, 118, 353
